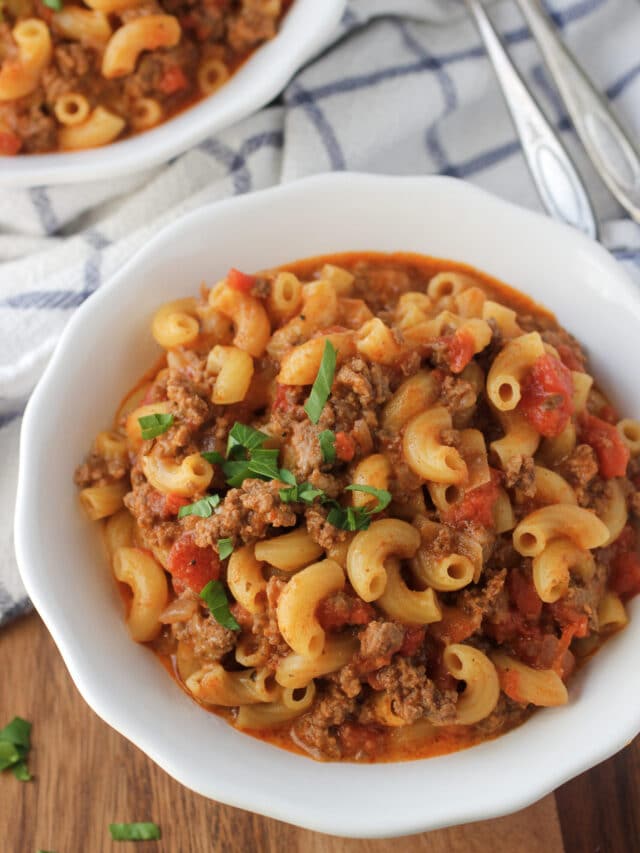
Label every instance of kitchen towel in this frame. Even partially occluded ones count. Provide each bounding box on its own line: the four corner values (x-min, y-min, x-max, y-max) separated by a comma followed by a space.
1, 0, 639, 624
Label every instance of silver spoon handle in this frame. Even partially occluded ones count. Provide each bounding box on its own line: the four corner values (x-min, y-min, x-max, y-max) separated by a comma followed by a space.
515, 0, 640, 224
464, 0, 598, 239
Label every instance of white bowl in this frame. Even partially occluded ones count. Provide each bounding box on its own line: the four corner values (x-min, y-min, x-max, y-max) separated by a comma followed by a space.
0, 1, 345, 188
15, 174, 640, 837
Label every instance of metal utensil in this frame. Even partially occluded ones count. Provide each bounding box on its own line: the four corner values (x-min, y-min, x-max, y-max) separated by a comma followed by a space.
464, 0, 598, 239
514, 0, 640, 224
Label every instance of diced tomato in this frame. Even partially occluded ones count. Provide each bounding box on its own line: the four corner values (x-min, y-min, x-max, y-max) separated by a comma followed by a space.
499, 669, 527, 704
167, 536, 220, 592
273, 383, 293, 412
556, 343, 584, 372
549, 601, 589, 638
443, 469, 501, 528
334, 431, 356, 462
227, 268, 256, 293
507, 568, 542, 622
398, 625, 426, 657
579, 412, 629, 478
0, 130, 21, 156
164, 493, 190, 515
610, 551, 640, 601
519, 354, 574, 438
316, 592, 374, 631
598, 403, 619, 424
159, 65, 188, 94
429, 606, 479, 644
447, 327, 475, 374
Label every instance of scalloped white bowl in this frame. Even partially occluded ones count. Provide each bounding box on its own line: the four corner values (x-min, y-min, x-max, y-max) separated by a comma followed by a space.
15, 174, 640, 837
0, 0, 345, 187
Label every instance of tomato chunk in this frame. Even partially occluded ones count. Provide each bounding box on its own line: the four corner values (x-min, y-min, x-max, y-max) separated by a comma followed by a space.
334, 431, 356, 462
579, 412, 629, 478
398, 625, 426, 657
443, 469, 501, 528
520, 354, 574, 438
447, 327, 475, 374
273, 383, 293, 412
159, 65, 188, 94
168, 536, 220, 592
164, 493, 190, 515
0, 130, 21, 156
227, 268, 256, 293
507, 568, 542, 622
610, 551, 640, 601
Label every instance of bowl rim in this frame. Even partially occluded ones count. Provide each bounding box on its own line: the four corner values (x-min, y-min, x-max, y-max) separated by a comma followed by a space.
14, 173, 640, 838
0, 0, 346, 188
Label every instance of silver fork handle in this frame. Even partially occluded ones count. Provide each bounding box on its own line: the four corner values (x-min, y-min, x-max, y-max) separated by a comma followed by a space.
465, 0, 598, 239
515, 0, 640, 224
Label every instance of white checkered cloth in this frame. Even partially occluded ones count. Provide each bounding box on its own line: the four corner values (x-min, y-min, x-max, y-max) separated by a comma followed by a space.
2, 0, 639, 624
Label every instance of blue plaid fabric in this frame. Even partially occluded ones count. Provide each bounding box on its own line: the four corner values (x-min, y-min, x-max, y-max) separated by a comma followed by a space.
1, 0, 639, 624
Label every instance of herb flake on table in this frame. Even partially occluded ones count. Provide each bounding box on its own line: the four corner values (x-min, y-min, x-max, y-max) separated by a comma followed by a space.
109, 822, 161, 841
0, 716, 32, 781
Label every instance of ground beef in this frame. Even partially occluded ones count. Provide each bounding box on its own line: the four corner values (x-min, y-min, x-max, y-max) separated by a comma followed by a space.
0, 97, 56, 154
167, 372, 212, 426
475, 693, 529, 734
245, 577, 289, 664
504, 454, 536, 497
304, 505, 349, 551
123, 41, 199, 104
321, 357, 392, 434
173, 607, 236, 661
630, 490, 640, 518
458, 568, 507, 625
124, 480, 181, 547
227, 0, 280, 53
562, 444, 599, 491
329, 664, 363, 699
439, 374, 477, 418
187, 478, 297, 546
363, 657, 457, 725
352, 264, 416, 313
292, 682, 357, 760
357, 621, 405, 672
282, 420, 323, 480
74, 451, 128, 488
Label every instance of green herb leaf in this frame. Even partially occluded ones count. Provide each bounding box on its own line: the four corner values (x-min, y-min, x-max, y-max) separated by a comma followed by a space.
278, 477, 324, 505
109, 822, 162, 841
200, 580, 240, 631
226, 423, 268, 457
217, 538, 233, 560
43, 0, 62, 9
319, 430, 336, 463
37, 849, 57, 852
304, 340, 337, 424
246, 448, 281, 481
0, 716, 31, 749
326, 505, 372, 531
345, 485, 392, 513
12, 760, 31, 781
138, 412, 174, 440
278, 468, 296, 486
220, 459, 251, 488
177, 494, 220, 519
0, 740, 21, 771
201, 450, 224, 465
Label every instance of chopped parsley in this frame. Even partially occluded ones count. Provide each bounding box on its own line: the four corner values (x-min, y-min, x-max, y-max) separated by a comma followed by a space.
138, 412, 174, 440
177, 494, 220, 519
200, 580, 240, 631
325, 505, 373, 531
109, 823, 161, 841
217, 538, 234, 560
304, 340, 336, 424
202, 423, 287, 488
0, 716, 32, 781
43, 0, 63, 9
345, 484, 392, 513
319, 429, 336, 463
279, 478, 325, 504
226, 422, 269, 456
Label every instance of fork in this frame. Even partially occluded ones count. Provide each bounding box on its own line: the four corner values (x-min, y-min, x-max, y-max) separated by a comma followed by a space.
464, 0, 598, 239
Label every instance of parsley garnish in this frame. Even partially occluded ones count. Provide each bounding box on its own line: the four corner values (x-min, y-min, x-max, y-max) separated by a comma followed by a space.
0, 716, 32, 781
319, 429, 336, 463
326, 505, 373, 531
109, 823, 161, 841
201, 450, 224, 465
279, 478, 324, 504
200, 580, 240, 631
202, 423, 287, 488
217, 538, 233, 559
304, 340, 337, 424
345, 484, 392, 513
177, 494, 220, 519
226, 423, 268, 456
43, 0, 63, 9
138, 412, 174, 440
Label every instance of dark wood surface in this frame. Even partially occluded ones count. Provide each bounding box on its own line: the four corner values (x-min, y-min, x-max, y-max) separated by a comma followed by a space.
2, 613, 638, 853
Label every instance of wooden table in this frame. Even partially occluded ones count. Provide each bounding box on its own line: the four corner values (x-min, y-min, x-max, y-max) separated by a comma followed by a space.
2, 614, 639, 853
